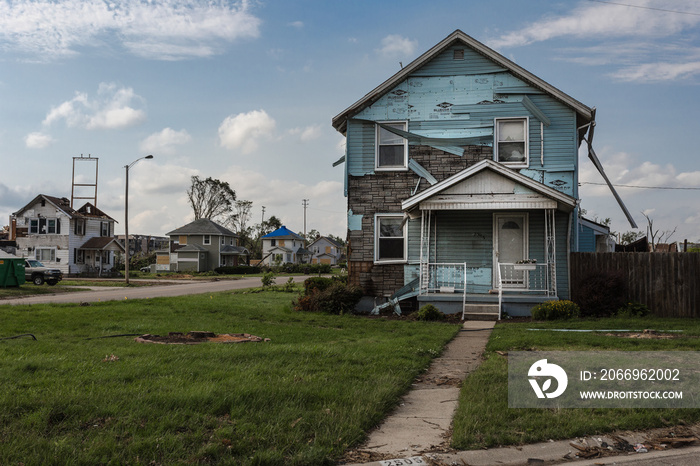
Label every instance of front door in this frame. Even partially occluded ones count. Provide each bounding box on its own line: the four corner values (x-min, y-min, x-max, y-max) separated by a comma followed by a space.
494, 213, 528, 288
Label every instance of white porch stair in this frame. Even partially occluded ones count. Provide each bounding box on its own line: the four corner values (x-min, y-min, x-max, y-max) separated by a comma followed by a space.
463, 303, 500, 321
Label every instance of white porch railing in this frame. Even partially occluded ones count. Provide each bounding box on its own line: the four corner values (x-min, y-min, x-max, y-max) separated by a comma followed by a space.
497, 262, 555, 319
422, 262, 468, 316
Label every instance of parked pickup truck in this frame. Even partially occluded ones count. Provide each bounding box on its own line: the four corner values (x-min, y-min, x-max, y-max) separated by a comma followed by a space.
24, 259, 63, 286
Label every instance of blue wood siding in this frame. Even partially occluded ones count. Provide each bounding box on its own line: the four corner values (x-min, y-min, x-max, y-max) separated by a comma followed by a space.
406, 210, 570, 296
349, 69, 579, 195
411, 44, 507, 76
578, 223, 596, 252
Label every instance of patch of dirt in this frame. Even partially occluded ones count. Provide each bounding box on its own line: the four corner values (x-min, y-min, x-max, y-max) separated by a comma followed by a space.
135, 331, 270, 345
605, 329, 686, 339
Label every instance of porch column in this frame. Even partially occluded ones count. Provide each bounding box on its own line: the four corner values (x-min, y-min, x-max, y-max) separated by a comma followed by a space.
545, 209, 557, 296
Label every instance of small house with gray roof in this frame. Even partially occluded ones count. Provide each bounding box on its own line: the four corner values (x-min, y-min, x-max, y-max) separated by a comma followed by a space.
160, 218, 248, 272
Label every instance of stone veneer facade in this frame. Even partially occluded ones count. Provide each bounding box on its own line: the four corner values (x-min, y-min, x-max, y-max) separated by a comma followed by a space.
347, 145, 493, 297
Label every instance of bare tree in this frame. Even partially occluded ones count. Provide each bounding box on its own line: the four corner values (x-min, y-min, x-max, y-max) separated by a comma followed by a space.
186, 176, 236, 221
226, 200, 253, 236
641, 212, 677, 251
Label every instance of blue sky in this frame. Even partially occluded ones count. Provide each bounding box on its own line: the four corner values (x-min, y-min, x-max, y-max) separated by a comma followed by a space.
1, 0, 699, 242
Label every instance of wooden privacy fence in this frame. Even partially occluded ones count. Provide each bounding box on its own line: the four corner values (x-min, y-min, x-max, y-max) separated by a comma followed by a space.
571, 253, 700, 318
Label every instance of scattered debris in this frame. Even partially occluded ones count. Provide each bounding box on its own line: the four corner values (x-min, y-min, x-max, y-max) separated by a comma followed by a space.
135, 331, 270, 345
566, 427, 698, 461
102, 354, 119, 362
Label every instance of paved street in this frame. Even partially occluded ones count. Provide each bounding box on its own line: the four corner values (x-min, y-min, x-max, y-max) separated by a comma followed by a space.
0, 276, 310, 306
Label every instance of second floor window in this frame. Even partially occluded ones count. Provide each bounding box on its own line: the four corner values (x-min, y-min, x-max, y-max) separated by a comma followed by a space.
203, 235, 211, 245
29, 218, 60, 235
376, 122, 408, 170
101, 222, 110, 237
495, 118, 528, 167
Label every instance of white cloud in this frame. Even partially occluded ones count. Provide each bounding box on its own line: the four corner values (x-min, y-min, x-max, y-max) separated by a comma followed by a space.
218, 109, 276, 154
24, 132, 55, 149
376, 34, 417, 58
0, 0, 261, 61
489, 1, 700, 49
288, 125, 321, 142
288, 21, 304, 29
43, 83, 146, 130
611, 61, 700, 82
140, 128, 192, 154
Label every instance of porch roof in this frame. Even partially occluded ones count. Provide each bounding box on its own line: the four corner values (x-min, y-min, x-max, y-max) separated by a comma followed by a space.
401, 159, 576, 212
79, 237, 125, 252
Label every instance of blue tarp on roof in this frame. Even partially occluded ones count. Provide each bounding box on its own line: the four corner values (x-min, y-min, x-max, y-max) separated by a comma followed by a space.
261, 226, 304, 240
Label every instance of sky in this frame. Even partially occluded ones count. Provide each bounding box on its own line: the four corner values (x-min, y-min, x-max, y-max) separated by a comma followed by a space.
1, 0, 700, 243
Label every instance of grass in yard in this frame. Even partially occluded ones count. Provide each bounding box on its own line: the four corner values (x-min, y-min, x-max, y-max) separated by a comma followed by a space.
452, 317, 700, 450
0, 291, 459, 465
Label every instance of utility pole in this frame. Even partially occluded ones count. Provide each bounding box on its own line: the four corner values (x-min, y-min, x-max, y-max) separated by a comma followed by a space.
261, 206, 266, 224
302, 199, 309, 242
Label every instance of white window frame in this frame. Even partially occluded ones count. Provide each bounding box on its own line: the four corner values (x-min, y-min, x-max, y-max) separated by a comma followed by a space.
203, 235, 211, 245
374, 213, 407, 264
494, 117, 529, 168
375, 121, 408, 171
101, 222, 110, 237
36, 247, 56, 263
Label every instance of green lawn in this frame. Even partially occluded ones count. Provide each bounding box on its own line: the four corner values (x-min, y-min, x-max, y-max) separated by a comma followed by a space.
0, 291, 459, 465
452, 317, 700, 450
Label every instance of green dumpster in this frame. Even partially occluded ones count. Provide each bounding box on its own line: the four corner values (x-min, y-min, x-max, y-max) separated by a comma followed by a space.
0, 252, 26, 287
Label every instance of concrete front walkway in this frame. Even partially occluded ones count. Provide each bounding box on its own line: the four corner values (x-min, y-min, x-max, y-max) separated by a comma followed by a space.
356, 320, 495, 458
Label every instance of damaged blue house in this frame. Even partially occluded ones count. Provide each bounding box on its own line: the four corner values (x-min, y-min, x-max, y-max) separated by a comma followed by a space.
332, 30, 634, 318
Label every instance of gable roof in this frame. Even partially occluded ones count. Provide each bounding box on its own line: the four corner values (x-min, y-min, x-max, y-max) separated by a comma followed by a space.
13, 194, 76, 218
308, 236, 342, 249
166, 218, 238, 237
261, 226, 305, 241
332, 29, 593, 135
12, 195, 116, 221
402, 159, 577, 212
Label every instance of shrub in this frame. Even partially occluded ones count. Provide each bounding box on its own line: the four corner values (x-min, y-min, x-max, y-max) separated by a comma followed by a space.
281, 277, 296, 292
531, 300, 580, 320
573, 270, 627, 318
303, 277, 335, 294
415, 304, 445, 321
293, 283, 362, 315
261, 271, 276, 288
214, 265, 261, 275
616, 301, 651, 318
313, 283, 363, 315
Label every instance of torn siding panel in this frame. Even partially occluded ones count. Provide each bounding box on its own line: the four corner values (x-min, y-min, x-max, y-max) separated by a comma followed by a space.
346, 119, 376, 176
348, 210, 363, 231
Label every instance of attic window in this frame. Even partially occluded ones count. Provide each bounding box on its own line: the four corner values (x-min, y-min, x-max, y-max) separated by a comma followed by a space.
453, 49, 465, 60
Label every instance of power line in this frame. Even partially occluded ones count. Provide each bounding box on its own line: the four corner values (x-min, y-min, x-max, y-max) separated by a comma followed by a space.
589, 0, 700, 17
580, 181, 700, 190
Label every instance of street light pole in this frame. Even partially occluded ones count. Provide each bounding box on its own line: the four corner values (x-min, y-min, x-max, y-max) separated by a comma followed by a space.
124, 155, 153, 285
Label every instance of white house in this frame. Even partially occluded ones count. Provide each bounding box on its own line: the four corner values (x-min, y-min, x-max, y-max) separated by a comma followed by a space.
308, 236, 343, 265
260, 226, 311, 265
10, 195, 124, 275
